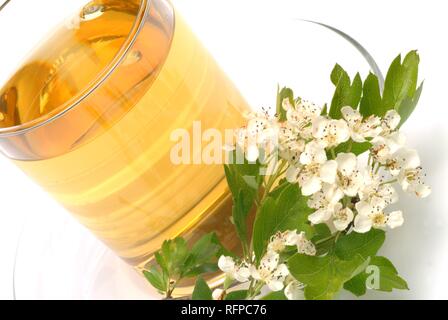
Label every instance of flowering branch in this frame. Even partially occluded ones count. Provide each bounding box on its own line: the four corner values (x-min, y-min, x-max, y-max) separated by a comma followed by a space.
143, 50, 430, 300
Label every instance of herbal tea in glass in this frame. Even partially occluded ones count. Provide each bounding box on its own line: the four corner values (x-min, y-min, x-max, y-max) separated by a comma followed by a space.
0, 0, 247, 289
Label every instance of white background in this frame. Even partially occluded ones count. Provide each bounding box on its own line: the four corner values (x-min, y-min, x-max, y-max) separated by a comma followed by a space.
1, 0, 448, 299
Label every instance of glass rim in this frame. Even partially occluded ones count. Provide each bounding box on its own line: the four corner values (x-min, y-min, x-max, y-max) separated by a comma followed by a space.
0, 0, 151, 138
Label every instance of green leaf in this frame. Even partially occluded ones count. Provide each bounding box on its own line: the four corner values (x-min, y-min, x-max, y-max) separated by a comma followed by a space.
335, 229, 385, 260
252, 183, 313, 262
344, 256, 409, 296
359, 72, 383, 117
329, 64, 363, 119
261, 290, 288, 300
159, 237, 189, 278
276, 86, 294, 121
312, 224, 332, 242
288, 253, 369, 300
267, 178, 290, 199
225, 148, 262, 245
334, 140, 372, 156
311, 224, 333, 256
321, 104, 328, 116
186, 233, 223, 267
225, 290, 248, 300
397, 82, 424, 127
192, 277, 213, 300
143, 267, 167, 293
383, 51, 420, 113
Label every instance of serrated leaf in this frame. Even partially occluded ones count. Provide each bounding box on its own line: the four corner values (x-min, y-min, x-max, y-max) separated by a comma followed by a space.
329, 64, 363, 119
186, 233, 223, 267
344, 256, 409, 296
335, 229, 385, 260
383, 51, 420, 113
252, 183, 313, 262
276, 86, 294, 121
288, 253, 369, 300
192, 277, 213, 300
159, 237, 189, 278
143, 267, 167, 293
397, 82, 424, 127
359, 72, 383, 117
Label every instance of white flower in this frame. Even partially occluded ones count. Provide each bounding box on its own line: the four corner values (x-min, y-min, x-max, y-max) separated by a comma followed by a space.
358, 173, 399, 208
296, 232, 316, 256
336, 153, 363, 197
267, 230, 301, 253
386, 147, 421, 176
212, 289, 225, 300
236, 111, 279, 162
283, 99, 321, 132
299, 140, 327, 165
341, 106, 382, 142
307, 183, 344, 224
278, 123, 305, 166
287, 141, 338, 195
218, 255, 235, 273
284, 280, 305, 300
353, 201, 404, 233
312, 116, 350, 148
251, 251, 289, 291
381, 109, 401, 134
218, 256, 251, 283
333, 205, 354, 231
398, 166, 431, 198
370, 132, 406, 164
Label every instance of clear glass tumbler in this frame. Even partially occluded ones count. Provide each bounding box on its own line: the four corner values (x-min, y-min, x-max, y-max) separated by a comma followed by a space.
0, 0, 248, 286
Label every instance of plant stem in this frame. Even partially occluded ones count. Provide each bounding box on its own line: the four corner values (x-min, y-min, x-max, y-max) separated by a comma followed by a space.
330, 148, 337, 159
346, 140, 353, 153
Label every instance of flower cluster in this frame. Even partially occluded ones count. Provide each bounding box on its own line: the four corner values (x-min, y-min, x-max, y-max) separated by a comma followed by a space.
236, 98, 431, 234
217, 230, 315, 300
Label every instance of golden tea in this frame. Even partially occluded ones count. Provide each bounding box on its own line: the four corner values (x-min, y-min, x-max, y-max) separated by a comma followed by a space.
0, 0, 247, 277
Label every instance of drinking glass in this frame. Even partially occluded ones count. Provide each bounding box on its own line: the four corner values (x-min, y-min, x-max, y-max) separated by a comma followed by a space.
0, 0, 248, 286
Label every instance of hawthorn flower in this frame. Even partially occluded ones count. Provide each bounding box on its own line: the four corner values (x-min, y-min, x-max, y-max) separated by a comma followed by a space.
312, 116, 350, 148
307, 183, 344, 224
283, 99, 321, 138
336, 153, 363, 197
381, 109, 401, 134
284, 279, 305, 300
287, 141, 338, 195
333, 205, 354, 231
267, 230, 315, 256
218, 256, 251, 283
268, 230, 301, 253
278, 123, 305, 166
358, 173, 399, 208
341, 106, 382, 142
370, 132, 406, 164
236, 111, 279, 162
250, 251, 290, 291
296, 232, 316, 256
353, 201, 404, 233
386, 147, 421, 176
398, 166, 431, 198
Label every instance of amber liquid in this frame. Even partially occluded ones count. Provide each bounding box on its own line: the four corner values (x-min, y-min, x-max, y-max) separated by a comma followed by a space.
0, 0, 246, 280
